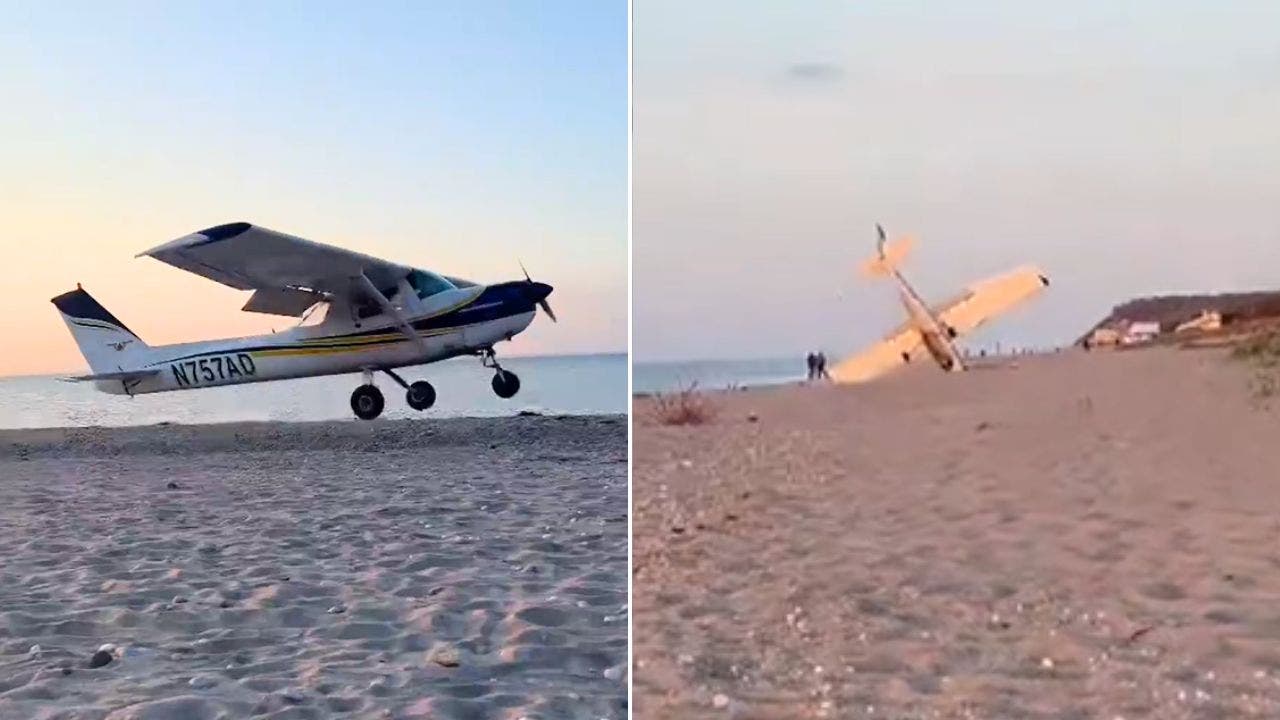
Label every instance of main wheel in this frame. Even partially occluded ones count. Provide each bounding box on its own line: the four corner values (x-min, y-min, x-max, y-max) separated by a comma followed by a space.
491, 370, 520, 399
406, 380, 436, 411
350, 384, 385, 420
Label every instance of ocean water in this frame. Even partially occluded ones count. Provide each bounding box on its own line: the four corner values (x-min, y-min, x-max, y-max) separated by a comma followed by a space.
0, 353, 626, 429
632, 358, 806, 395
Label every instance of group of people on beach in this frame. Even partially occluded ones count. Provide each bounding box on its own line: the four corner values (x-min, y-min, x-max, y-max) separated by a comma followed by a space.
805, 351, 830, 381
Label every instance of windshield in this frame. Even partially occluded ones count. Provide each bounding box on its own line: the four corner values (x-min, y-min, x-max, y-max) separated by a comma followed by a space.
406, 269, 457, 300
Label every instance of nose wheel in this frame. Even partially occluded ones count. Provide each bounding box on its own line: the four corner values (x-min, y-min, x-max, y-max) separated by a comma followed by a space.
480, 348, 521, 399
492, 370, 520, 399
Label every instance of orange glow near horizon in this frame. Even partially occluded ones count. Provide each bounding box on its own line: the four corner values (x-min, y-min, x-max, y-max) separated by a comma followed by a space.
2, 209, 622, 376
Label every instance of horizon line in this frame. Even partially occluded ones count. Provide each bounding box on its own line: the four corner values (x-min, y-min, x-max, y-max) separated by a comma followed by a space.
0, 349, 628, 381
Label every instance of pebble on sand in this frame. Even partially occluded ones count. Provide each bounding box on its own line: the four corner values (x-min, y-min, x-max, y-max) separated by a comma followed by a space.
427, 645, 461, 668
188, 674, 218, 689
280, 688, 307, 705
713, 693, 730, 709
88, 650, 113, 668
166, 481, 179, 490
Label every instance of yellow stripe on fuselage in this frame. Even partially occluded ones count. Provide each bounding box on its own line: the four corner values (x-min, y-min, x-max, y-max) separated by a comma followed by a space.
248, 326, 462, 358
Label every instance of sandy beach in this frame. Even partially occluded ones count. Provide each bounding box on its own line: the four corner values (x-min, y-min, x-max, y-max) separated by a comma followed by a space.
634, 347, 1280, 719
0, 415, 627, 720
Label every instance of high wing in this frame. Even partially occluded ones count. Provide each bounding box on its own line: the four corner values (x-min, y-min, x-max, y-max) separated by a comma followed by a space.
936, 265, 1049, 336
137, 222, 415, 317
829, 324, 930, 383
830, 265, 1048, 384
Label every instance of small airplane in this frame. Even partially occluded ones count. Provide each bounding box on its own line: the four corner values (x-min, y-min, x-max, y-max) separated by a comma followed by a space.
830, 225, 1048, 384
51, 222, 556, 420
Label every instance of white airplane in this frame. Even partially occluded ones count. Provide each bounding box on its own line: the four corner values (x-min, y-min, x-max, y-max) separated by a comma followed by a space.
830, 225, 1049, 384
51, 222, 556, 420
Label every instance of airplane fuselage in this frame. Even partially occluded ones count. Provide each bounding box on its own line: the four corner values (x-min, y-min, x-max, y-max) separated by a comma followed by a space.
94, 281, 540, 396
891, 269, 966, 372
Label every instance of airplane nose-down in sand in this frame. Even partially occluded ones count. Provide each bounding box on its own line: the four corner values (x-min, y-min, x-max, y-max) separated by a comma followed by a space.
831, 225, 1049, 384
51, 222, 557, 420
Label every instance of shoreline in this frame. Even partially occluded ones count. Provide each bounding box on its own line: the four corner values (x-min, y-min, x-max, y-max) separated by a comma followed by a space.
0, 415, 626, 458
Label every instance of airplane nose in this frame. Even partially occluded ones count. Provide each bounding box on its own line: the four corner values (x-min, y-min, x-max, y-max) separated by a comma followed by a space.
526, 281, 553, 303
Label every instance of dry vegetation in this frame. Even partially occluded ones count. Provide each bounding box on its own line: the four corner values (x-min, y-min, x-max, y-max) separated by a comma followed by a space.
1230, 331, 1280, 399
651, 383, 718, 426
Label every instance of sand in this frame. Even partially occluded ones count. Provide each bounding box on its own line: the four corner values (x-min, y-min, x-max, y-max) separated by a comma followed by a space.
0, 415, 627, 720
634, 347, 1280, 719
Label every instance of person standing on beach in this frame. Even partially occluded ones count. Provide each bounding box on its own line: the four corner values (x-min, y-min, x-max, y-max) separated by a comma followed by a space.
806, 352, 817, 381
816, 351, 830, 380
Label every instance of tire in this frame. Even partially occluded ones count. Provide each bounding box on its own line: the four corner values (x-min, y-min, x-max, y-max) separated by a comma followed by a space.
406, 380, 436, 411
491, 370, 520, 399
350, 385, 385, 420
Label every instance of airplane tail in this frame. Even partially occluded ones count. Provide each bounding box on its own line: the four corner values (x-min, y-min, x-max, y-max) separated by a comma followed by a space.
50, 287, 153, 373
860, 224, 915, 279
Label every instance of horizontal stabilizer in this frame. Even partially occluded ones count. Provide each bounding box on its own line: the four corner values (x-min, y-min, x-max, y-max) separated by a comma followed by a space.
63, 368, 160, 383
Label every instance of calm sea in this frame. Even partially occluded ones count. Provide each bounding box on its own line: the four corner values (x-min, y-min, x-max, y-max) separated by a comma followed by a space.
0, 353, 626, 429
632, 358, 805, 395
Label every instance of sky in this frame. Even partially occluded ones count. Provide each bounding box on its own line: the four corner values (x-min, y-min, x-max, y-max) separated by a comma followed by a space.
634, 0, 1280, 362
0, 0, 626, 376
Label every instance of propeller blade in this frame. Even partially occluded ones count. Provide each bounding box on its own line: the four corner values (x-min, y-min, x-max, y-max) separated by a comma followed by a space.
518, 260, 531, 283
539, 299, 557, 323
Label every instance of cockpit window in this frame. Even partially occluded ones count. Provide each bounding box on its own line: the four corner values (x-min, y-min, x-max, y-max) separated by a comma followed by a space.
406, 269, 457, 300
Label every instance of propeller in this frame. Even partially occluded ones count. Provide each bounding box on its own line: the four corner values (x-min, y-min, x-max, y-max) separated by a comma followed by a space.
518, 260, 557, 323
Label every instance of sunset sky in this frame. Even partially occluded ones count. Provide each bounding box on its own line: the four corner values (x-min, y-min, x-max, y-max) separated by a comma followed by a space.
0, 1, 626, 376
634, 0, 1280, 361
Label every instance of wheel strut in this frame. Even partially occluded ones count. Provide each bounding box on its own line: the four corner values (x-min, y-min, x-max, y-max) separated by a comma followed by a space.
381, 368, 410, 390
479, 347, 504, 372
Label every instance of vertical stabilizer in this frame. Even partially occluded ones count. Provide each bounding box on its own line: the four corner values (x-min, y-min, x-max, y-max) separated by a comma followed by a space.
860, 224, 915, 279
50, 287, 152, 373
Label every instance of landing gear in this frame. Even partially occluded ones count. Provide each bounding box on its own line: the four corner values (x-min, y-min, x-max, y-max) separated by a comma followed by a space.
380, 368, 436, 411
406, 381, 436, 411
492, 370, 520, 399
350, 384, 385, 420
480, 348, 521, 399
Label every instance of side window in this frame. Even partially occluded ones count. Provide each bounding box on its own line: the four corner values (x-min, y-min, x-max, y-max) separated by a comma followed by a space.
408, 270, 456, 300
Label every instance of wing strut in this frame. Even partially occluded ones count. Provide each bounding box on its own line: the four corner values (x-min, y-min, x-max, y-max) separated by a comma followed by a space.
351, 273, 426, 352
